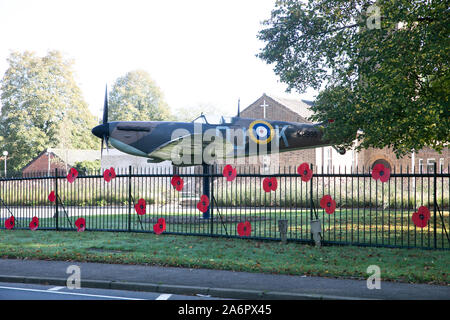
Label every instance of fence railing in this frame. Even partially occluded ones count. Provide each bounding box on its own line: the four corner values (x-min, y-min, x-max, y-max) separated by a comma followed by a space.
0, 164, 449, 250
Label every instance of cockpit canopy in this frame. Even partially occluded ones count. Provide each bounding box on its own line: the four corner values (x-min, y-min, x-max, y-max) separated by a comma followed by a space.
192, 114, 234, 125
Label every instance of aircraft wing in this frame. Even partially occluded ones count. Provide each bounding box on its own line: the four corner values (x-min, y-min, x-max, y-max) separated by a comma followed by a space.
148, 133, 234, 164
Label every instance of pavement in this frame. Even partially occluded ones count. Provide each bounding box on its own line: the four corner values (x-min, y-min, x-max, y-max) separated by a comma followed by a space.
0, 258, 448, 300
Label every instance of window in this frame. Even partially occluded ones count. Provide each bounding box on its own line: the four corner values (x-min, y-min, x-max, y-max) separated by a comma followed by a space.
427, 158, 436, 173
193, 115, 207, 124
193, 114, 233, 125
440, 158, 445, 173
418, 159, 423, 173
192, 113, 206, 124
261, 155, 270, 173
327, 147, 332, 172
220, 116, 233, 124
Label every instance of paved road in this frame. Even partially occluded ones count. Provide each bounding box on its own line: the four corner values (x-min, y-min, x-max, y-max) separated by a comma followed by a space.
0, 282, 223, 300
0, 259, 449, 300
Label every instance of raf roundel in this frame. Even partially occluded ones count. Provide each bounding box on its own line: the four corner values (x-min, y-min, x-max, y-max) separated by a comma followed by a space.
248, 120, 275, 145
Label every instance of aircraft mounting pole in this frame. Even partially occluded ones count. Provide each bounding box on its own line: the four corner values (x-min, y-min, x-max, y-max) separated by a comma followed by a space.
202, 163, 211, 220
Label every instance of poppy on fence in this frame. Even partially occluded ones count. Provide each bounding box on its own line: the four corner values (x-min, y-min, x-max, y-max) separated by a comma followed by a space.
48, 191, 56, 203
412, 206, 430, 228
262, 177, 278, 193
67, 168, 79, 183
371, 163, 390, 183
29, 217, 39, 231
171, 175, 184, 191
320, 195, 337, 214
153, 218, 166, 235
297, 163, 313, 182
5, 216, 14, 230
75, 218, 86, 232
237, 221, 251, 237
197, 195, 210, 213
103, 167, 116, 182
134, 198, 147, 216
223, 165, 237, 182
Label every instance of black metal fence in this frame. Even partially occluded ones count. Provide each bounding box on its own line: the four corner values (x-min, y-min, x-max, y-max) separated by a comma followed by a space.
0, 164, 449, 250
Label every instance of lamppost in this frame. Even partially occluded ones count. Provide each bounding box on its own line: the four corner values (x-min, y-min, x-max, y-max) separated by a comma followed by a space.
2, 151, 8, 178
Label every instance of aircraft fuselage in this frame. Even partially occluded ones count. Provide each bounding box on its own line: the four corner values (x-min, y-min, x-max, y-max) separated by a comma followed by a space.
92, 116, 334, 166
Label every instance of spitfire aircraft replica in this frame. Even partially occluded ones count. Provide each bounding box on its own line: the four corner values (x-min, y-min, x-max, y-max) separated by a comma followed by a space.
91, 89, 345, 167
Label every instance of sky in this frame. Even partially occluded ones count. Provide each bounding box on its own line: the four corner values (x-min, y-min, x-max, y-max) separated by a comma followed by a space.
0, 0, 317, 119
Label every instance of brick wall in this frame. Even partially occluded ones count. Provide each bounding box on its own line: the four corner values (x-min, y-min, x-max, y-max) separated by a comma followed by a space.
357, 146, 449, 173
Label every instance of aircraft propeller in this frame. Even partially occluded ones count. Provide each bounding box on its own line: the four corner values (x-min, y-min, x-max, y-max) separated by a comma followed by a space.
92, 85, 110, 159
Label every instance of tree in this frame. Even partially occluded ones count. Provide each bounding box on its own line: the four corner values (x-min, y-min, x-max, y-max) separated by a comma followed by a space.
258, 0, 449, 156
109, 70, 171, 122
0, 51, 98, 171
73, 160, 101, 175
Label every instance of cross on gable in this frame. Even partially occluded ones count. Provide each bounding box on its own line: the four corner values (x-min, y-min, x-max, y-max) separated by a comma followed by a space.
260, 99, 269, 118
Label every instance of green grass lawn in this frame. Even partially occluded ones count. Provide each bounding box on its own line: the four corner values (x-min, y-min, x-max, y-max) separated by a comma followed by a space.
0, 229, 448, 285
24, 207, 450, 249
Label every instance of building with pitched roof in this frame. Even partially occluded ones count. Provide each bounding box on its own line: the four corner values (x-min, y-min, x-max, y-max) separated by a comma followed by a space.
239, 93, 353, 173
241, 93, 448, 174
21, 148, 101, 176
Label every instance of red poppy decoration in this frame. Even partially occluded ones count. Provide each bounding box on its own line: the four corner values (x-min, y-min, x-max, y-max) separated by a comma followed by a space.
103, 169, 111, 182
171, 175, 184, 191
196, 195, 210, 213
134, 198, 146, 216
371, 163, 390, 183
262, 177, 278, 193
237, 221, 252, 237
297, 162, 313, 182
75, 217, 86, 232
103, 167, 117, 182
48, 191, 56, 203
5, 216, 15, 230
153, 218, 166, 235
412, 206, 431, 228
67, 168, 79, 183
320, 195, 337, 214
29, 217, 39, 231
109, 167, 116, 179
223, 165, 237, 182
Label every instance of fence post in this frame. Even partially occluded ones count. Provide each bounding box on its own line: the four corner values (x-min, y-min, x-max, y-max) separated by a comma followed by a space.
433, 162, 437, 249
55, 168, 59, 231
128, 165, 132, 232
310, 163, 314, 243
210, 164, 214, 236
202, 163, 211, 220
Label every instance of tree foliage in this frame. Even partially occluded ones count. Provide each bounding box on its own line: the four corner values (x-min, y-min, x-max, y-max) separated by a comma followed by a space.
109, 70, 171, 122
0, 51, 98, 171
258, 0, 449, 156
73, 160, 101, 175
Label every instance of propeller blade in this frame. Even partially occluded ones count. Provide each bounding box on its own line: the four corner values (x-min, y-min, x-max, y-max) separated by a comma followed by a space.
105, 136, 109, 153
101, 138, 104, 159
103, 85, 108, 125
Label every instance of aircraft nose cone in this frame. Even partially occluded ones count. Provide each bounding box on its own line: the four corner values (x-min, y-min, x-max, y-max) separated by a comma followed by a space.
92, 123, 109, 138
